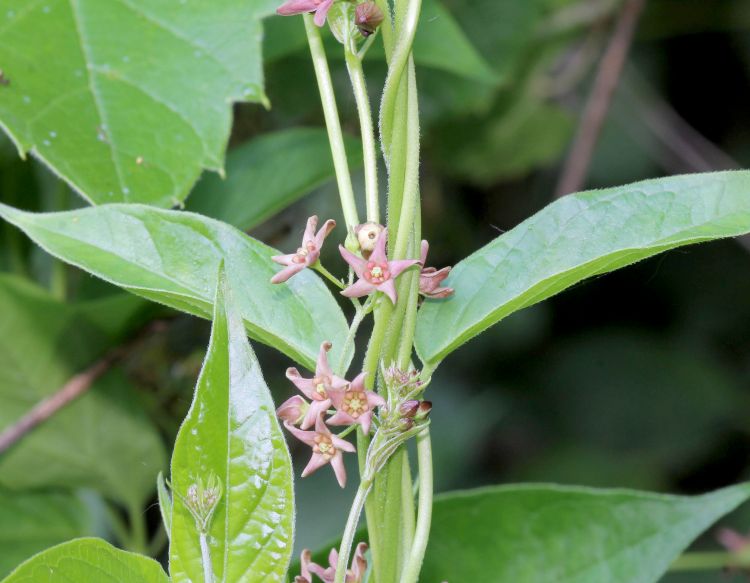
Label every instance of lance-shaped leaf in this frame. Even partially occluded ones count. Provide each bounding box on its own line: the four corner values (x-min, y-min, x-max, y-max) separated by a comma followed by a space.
1, 538, 169, 583
169, 269, 294, 582
421, 483, 750, 583
0, 203, 350, 370
0, 490, 91, 578
416, 171, 750, 366
0, 0, 276, 206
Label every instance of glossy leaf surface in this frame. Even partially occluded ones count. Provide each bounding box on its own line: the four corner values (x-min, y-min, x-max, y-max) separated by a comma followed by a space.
0, 490, 91, 578
188, 128, 363, 231
0, 0, 275, 206
0, 203, 350, 370
169, 271, 294, 582
1, 538, 169, 583
416, 171, 750, 365
421, 483, 750, 583
0, 275, 165, 508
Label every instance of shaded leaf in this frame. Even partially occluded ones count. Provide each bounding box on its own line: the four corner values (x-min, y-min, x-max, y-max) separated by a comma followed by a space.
416, 171, 750, 365
188, 128, 363, 231
169, 269, 294, 582
0, 203, 351, 370
0, 0, 276, 206
1, 538, 168, 583
421, 483, 750, 583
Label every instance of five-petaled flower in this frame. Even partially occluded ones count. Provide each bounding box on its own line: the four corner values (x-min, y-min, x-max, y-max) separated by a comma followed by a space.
328, 372, 385, 435
276, 0, 335, 27
286, 341, 348, 430
296, 543, 368, 583
339, 230, 421, 304
271, 215, 336, 284
285, 414, 356, 488
419, 240, 454, 299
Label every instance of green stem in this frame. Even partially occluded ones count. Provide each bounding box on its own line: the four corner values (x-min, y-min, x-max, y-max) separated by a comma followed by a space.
335, 480, 373, 583
303, 14, 360, 232
345, 50, 380, 224
374, 0, 395, 57
400, 449, 416, 563
127, 504, 148, 555
200, 531, 213, 583
669, 551, 750, 572
314, 262, 345, 289
399, 430, 433, 583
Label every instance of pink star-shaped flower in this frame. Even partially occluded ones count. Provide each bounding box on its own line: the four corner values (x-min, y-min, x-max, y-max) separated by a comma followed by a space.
339, 230, 420, 304
286, 341, 348, 430
271, 215, 336, 284
327, 372, 385, 435
419, 240, 454, 299
284, 415, 355, 488
276, 0, 336, 27
296, 543, 368, 583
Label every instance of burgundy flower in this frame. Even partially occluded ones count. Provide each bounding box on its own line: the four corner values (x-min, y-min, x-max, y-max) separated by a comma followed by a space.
419, 240, 454, 299
276, 0, 335, 27
284, 415, 355, 487
355, 2, 384, 37
271, 215, 336, 284
339, 230, 420, 304
276, 395, 309, 426
327, 372, 385, 435
298, 543, 368, 583
286, 341, 348, 430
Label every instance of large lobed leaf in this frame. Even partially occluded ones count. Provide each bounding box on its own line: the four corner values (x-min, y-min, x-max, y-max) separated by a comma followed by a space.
0, 203, 351, 370
0, 0, 276, 206
0, 275, 165, 509
416, 171, 750, 366
169, 270, 294, 582
1, 538, 168, 583
422, 483, 750, 583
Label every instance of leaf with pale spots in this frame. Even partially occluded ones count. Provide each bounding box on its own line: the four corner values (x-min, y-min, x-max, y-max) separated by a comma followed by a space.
0, 0, 277, 206
169, 268, 295, 582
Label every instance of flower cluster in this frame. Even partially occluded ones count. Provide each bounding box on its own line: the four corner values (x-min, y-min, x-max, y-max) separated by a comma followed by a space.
277, 342, 384, 488
296, 543, 368, 583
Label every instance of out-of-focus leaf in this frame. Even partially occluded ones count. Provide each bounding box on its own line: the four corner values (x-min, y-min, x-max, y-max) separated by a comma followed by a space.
0, 490, 91, 578
0, 275, 166, 508
0, 0, 276, 206
421, 483, 750, 583
188, 128, 363, 231
416, 171, 750, 366
1, 538, 168, 583
0, 203, 351, 370
169, 270, 294, 582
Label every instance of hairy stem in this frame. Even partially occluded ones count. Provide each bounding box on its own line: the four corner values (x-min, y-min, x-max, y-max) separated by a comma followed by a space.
314, 262, 345, 289
345, 50, 380, 224
303, 14, 360, 231
200, 531, 213, 583
669, 550, 750, 571
335, 480, 373, 583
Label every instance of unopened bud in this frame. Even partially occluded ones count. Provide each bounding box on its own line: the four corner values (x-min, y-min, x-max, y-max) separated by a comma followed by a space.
183, 472, 223, 532
355, 222, 384, 256
355, 2, 384, 37
399, 400, 420, 418
277, 395, 309, 426
416, 401, 432, 420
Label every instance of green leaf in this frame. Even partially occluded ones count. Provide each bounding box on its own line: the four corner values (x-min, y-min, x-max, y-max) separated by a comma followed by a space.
416, 171, 750, 366
1, 538, 169, 583
187, 128, 363, 231
0, 203, 351, 370
156, 472, 172, 541
0, 490, 91, 578
169, 269, 294, 582
421, 483, 750, 583
0, 274, 166, 508
0, 0, 276, 206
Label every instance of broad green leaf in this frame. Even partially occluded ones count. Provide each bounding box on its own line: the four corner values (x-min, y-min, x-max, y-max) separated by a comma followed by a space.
1, 538, 169, 583
0, 490, 91, 578
421, 483, 750, 583
0, 0, 277, 206
188, 128, 363, 231
0, 203, 351, 370
0, 274, 166, 508
416, 171, 750, 366
169, 270, 294, 582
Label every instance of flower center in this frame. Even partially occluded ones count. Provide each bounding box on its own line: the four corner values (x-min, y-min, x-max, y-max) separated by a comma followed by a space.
343, 390, 369, 419
364, 261, 390, 284
313, 434, 335, 460
312, 375, 330, 398
292, 242, 317, 264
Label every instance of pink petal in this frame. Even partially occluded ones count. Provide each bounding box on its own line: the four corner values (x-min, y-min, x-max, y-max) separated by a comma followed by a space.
331, 435, 356, 453
284, 422, 317, 447
314, 219, 337, 249
358, 410, 374, 435
369, 230, 388, 264
351, 543, 368, 579
420, 240, 429, 265
339, 245, 367, 278
300, 398, 331, 430
300, 549, 313, 580
302, 452, 330, 477
316, 341, 333, 379
341, 278, 377, 299
327, 410, 356, 427
366, 391, 386, 408
276, 395, 306, 424
377, 279, 398, 304
327, 549, 339, 570
271, 263, 305, 284
286, 367, 316, 399
277, 0, 319, 15
303, 215, 318, 243
388, 258, 421, 278
271, 253, 296, 266
330, 451, 348, 487
313, 0, 335, 26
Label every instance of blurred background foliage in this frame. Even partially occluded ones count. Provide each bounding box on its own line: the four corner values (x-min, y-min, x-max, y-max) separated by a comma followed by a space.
0, 0, 749, 581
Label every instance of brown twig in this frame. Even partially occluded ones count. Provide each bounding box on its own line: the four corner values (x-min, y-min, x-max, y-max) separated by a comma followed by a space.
555, 0, 647, 197
0, 321, 167, 455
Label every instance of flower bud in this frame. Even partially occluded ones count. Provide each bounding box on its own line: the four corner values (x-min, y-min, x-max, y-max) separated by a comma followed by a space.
416, 401, 432, 420
354, 222, 384, 256
355, 2, 384, 37
277, 395, 309, 426
399, 400, 420, 418
183, 472, 223, 532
